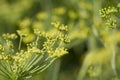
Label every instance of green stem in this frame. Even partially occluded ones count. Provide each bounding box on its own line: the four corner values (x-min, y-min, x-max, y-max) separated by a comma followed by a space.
46, 59, 61, 80
77, 0, 102, 80
18, 36, 22, 51
111, 46, 118, 76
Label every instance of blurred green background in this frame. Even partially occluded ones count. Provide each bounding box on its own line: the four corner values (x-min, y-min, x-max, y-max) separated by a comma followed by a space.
0, 0, 120, 80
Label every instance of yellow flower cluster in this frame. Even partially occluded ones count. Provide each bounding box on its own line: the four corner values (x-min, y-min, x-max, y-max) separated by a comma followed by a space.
99, 6, 118, 29
2, 33, 17, 40
51, 22, 68, 31
0, 22, 70, 80
34, 22, 70, 58
51, 22, 70, 43
99, 6, 118, 18
51, 47, 68, 57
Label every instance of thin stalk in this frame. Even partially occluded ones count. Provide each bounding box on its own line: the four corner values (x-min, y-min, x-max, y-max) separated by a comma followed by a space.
38, 58, 56, 73
26, 55, 44, 71
46, 59, 61, 80
111, 46, 118, 76
29, 58, 56, 74
22, 54, 39, 72
18, 36, 22, 51
30, 64, 46, 74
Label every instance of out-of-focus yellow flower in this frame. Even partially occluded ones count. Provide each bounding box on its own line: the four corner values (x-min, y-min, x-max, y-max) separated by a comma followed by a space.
23, 34, 35, 43
79, 10, 89, 19
19, 18, 31, 28
68, 10, 78, 19
36, 12, 48, 20
53, 7, 66, 15
33, 21, 44, 30
87, 66, 101, 77
78, 1, 92, 11
103, 32, 120, 46
51, 15, 61, 22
